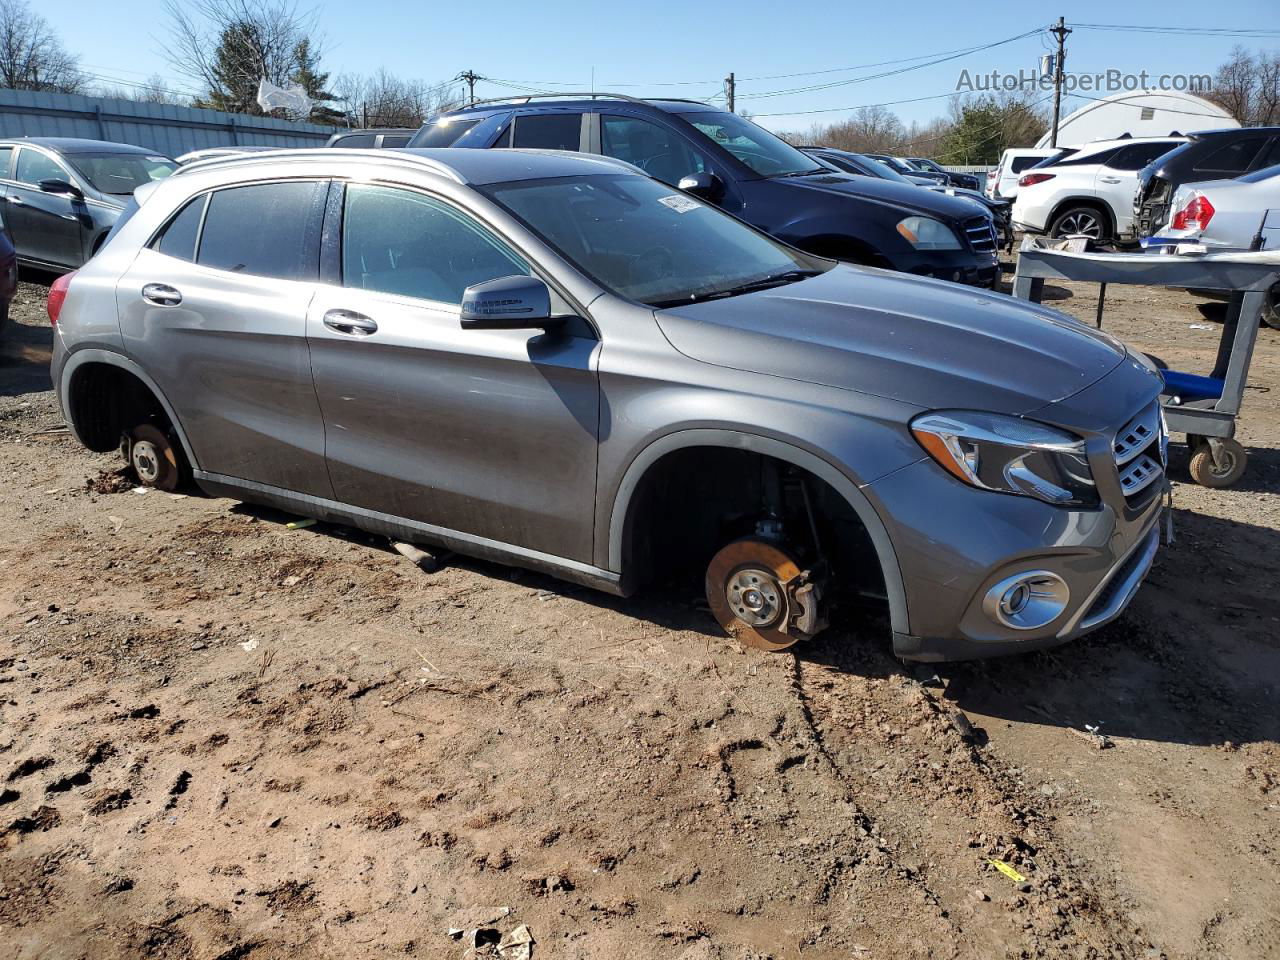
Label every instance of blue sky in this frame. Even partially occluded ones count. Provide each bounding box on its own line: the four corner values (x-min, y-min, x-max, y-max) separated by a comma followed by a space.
56, 0, 1279, 133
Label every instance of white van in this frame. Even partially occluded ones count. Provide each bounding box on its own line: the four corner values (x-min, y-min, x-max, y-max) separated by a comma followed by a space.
988, 148, 1058, 200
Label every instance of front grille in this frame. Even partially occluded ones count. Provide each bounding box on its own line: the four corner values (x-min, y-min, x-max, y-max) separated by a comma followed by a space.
962, 215, 997, 255
1113, 403, 1165, 503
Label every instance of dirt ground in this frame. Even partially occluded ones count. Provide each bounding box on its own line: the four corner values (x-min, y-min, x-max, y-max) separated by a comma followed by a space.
1, 262, 1278, 960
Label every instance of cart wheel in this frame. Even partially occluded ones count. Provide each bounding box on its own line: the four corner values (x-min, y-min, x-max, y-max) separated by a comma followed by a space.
1264, 283, 1280, 331
1188, 438, 1247, 488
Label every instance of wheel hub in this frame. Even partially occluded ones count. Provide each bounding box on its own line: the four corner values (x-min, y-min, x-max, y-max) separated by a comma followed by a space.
726, 568, 782, 627
131, 440, 161, 484
705, 538, 824, 652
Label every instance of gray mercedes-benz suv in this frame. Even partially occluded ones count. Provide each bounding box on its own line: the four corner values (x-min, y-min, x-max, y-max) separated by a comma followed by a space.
49, 148, 1166, 660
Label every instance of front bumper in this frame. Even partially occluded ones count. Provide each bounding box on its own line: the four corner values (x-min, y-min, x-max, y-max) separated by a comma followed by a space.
865, 447, 1164, 662
901, 252, 1000, 289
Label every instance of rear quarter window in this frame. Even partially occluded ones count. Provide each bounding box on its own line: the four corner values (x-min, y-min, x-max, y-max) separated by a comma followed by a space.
150, 195, 208, 261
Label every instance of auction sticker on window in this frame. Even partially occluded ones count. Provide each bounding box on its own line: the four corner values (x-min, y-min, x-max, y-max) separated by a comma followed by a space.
658, 194, 701, 214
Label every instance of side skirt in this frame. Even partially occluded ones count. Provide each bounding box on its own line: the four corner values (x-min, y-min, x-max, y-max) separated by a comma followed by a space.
194, 470, 626, 597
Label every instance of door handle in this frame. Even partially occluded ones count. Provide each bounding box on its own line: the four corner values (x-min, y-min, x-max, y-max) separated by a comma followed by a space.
7, 196, 23, 205
322, 309, 378, 336
1099, 177, 1122, 184
141, 283, 183, 306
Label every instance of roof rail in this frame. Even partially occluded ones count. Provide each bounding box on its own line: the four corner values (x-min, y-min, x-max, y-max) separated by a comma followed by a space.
455, 92, 713, 110
174, 149, 467, 184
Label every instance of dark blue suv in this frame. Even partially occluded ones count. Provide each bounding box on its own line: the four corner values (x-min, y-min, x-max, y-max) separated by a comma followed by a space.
409, 95, 999, 288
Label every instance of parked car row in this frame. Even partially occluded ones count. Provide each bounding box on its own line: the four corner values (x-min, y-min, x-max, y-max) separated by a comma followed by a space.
804, 146, 1013, 249
1011, 136, 1187, 242
0, 131, 422, 273
405, 95, 1001, 287
48, 137, 1168, 663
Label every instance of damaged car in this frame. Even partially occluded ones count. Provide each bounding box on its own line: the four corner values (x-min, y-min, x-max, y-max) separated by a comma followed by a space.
51, 148, 1165, 660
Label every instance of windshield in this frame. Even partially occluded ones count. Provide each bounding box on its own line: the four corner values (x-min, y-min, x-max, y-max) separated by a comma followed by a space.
482, 173, 826, 306
851, 153, 914, 184
412, 117, 481, 147
684, 112, 824, 178
67, 153, 175, 195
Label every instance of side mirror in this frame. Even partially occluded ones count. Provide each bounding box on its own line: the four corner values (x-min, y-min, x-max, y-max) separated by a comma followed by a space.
460, 275, 560, 331
39, 178, 83, 200
678, 171, 725, 203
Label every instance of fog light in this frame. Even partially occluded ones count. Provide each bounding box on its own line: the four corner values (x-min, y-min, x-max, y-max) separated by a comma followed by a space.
982, 571, 1069, 631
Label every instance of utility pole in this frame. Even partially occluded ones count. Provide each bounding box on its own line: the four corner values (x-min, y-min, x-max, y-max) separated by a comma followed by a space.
724, 72, 735, 113
459, 70, 482, 106
1049, 17, 1072, 148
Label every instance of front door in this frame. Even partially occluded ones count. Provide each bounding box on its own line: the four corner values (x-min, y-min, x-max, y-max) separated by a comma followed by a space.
8, 147, 84, 267
307, 182, 600, 563
116, 179, 334, 497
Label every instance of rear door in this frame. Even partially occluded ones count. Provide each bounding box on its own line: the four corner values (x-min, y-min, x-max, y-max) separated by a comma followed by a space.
116, 179, 334, 496
7, 146, 85, 267
306, 181, 600, 562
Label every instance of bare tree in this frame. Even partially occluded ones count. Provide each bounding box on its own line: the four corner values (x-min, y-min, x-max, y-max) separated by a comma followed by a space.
0, 0, 83, 93
1207, 45, 1280, 126
162, 0, 324, 114
95, 73, 190, 106
331, 70, 461, 128
802, 104, 906, 154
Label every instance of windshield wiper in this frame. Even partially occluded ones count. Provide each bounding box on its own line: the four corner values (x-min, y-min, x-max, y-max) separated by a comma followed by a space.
768, 168, 828, 179
652, 270, 822, 307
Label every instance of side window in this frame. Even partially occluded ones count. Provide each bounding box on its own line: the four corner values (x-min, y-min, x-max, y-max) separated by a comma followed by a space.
197, 181, 322, 280
332, 133, 376, 147
379, 135, 411, 148
1106, 143, 1176, 171
0, 146, 13, 179
1195, 137, 1264, 174
511, 113, 583, 151
600, 115, 710, 185
1009, 156, 1042, 174
1056, 148, 1117, 167
15, 148, 68, 185
151, 195, 207, 262
341, 183, 529, 305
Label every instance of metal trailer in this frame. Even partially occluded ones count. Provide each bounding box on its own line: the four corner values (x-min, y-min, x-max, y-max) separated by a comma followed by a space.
1011, 243, 1280, 488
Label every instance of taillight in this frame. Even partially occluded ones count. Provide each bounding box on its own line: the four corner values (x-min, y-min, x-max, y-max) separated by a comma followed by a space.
47, 270, 76, 326
1171, 194, 1215, 231
1019, 172, 1056, 188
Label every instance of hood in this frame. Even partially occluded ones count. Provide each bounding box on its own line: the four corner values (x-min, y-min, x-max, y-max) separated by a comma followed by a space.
655, 265, 1128, 416
777, 170, 988, 222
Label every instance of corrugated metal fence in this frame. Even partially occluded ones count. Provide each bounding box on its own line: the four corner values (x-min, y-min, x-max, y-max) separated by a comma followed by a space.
0, 89, 339, 158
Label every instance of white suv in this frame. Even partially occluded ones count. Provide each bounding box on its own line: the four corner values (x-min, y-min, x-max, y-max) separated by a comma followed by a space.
1012, 138, 1185, 242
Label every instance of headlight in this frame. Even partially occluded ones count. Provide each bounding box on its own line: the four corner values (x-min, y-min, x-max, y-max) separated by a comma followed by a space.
896, 216, 962, 250
911, 411, 1097, 507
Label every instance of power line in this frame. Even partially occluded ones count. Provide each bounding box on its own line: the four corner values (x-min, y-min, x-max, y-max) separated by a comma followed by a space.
751, 90, 968, 118
737, 28, 1047, 101
1073, 22, 1280, 37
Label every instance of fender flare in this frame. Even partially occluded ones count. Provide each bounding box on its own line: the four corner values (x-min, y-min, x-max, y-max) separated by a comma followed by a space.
59, 348, 201, 471
606, 429, 909, 636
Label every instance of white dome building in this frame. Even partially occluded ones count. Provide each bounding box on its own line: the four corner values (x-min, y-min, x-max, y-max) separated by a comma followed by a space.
1035, 90, 1238, 148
